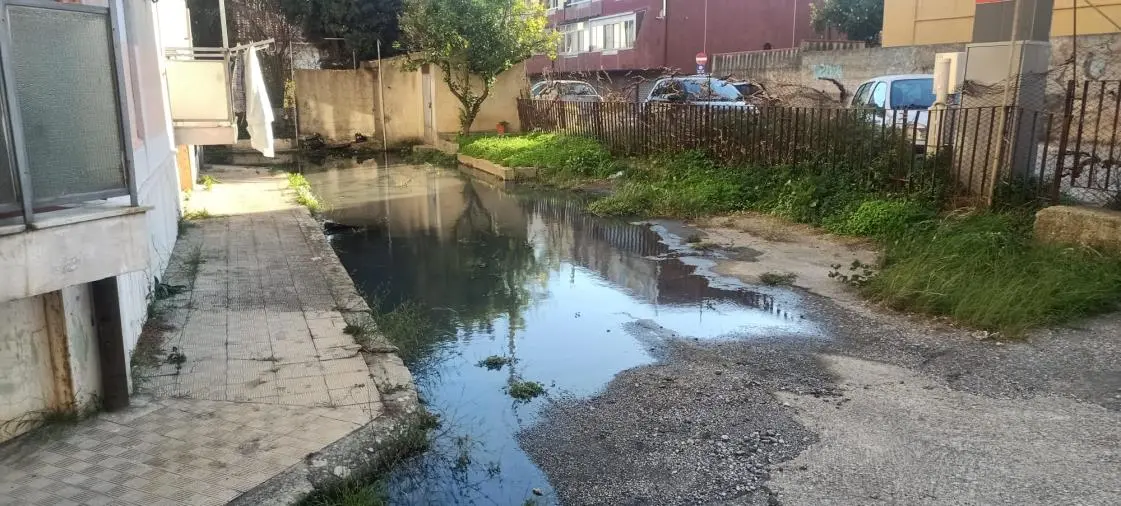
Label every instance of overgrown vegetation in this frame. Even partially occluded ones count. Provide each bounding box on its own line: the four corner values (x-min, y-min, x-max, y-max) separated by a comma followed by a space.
288, 172, 322, 213
865, 212, 1121, 334
460, 131, 1121, 334
459, 133, 619, 184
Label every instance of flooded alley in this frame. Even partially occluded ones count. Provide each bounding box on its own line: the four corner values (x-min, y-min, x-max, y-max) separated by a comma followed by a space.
304, 158, 817, 504
304, 158, 1121, 506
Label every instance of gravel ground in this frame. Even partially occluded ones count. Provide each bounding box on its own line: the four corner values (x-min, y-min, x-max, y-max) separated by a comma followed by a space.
518, 223, 1121, 506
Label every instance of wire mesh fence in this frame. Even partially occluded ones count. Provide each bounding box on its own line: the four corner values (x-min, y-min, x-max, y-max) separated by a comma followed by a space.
518, 99, 1060, 206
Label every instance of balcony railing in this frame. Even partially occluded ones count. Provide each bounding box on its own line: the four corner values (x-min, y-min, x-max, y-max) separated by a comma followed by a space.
164, 46, 239, 145
0, 0, 136, 230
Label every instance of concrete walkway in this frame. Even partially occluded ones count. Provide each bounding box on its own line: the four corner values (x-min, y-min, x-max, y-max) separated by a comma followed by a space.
0, 168, 415, 506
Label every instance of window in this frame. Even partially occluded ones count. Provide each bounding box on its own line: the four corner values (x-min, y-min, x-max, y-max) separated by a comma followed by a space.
0, 0, 132, 218
547, 0, 563, 10
869, 82, 887, 109
852, 83, 872, 108
889, 78, 936, 110
558, 14, 637, 55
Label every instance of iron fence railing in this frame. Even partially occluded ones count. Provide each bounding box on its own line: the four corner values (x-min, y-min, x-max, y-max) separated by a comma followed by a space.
0, 0, 135, 227
517, 99, 1058, 205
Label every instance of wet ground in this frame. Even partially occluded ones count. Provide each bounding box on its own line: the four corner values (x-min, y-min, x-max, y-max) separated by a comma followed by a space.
305, 158, 1121, 506
304, 159, 824, 504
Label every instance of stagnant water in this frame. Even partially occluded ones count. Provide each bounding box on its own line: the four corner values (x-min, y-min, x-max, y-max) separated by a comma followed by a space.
304, 159, 815, 505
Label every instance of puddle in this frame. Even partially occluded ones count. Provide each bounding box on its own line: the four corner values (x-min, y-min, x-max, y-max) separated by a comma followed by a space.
304, 160, 817, 505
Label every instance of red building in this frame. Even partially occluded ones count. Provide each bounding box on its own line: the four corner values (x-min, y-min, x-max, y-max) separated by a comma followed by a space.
527, 0, 819, 78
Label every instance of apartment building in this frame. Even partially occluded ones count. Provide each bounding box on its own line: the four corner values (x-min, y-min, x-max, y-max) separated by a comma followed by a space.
528, 0, 819, 91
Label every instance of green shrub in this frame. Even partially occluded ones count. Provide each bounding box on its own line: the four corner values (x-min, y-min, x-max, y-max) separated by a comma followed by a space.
825, 199, 935, 238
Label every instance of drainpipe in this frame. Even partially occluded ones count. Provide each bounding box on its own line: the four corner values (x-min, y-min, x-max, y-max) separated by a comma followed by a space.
662, 0, 669, 70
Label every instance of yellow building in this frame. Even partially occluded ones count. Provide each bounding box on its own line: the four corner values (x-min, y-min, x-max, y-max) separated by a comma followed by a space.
883, 0, 1121, 47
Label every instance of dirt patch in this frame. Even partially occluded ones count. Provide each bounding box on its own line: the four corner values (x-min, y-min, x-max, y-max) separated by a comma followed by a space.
691, 213, 878, 306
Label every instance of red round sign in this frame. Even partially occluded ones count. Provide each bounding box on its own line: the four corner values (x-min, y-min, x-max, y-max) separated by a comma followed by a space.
696, 52, 708, 66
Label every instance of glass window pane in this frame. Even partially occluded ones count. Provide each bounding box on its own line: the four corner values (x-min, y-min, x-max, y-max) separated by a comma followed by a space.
8, 5, 127, 204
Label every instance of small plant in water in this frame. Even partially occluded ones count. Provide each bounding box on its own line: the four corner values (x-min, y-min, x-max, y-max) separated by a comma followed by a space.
476, 355, 512, 371
759, 271, 797, 286
506, 379, 546, 401
684, 233, 703, 244
829, 260, 877, 287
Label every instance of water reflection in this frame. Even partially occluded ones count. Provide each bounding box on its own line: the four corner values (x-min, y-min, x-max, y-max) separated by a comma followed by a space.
306, 160, 811, 505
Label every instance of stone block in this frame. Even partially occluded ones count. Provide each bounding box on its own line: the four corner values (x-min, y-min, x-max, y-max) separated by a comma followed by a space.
1034, 205, 1121, 253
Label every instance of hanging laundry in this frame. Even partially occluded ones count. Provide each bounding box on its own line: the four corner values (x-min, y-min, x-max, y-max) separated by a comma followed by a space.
245, 46, 274, 157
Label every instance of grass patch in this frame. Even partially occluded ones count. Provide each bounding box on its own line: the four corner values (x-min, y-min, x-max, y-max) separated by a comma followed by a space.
506, 379, 546, 401
864, 212, 1121, 334
759, 272, 797, 286
0, 402, 101, 441
459, 133, 619, 185
477, 355, 512, 371
287, 172, 322, 213
182, 208, 213, 220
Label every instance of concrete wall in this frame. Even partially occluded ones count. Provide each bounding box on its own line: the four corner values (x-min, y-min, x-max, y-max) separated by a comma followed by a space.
114, 0, 183, 363
295, 58, 529, 143
0, 295, 58, 441
884, 0, 1121, 47
431, 61, 528, 134
295, 68, 378, 143
715, 43, 966, 105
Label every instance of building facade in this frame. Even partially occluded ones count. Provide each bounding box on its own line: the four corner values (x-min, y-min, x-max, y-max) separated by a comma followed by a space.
883, 0, 1121, 47
527, 0, 819, 78
0, 0, 258, 443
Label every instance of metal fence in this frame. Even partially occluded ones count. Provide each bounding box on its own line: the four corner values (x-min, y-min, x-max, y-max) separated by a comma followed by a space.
518, 99, 1059, 204
1053, 80, 1121, 206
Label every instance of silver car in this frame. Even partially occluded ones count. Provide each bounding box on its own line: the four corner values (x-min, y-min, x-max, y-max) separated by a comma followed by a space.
530, 80, 602, 102
644, 76, 750, 108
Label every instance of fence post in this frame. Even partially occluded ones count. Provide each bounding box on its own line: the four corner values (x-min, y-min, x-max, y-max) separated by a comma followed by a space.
1052, 80, 1076, 204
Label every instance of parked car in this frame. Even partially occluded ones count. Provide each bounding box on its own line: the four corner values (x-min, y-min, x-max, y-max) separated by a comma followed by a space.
849, 74, 937, 148
644, 76, 751, 108
530, 80, 603, 102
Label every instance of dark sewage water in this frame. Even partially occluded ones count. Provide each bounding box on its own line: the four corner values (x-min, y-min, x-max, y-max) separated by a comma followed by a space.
304, 159, 816, 505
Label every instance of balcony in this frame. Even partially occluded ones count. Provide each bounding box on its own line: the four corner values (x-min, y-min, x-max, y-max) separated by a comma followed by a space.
0, 0, 149, 302
164, 47, 239, 146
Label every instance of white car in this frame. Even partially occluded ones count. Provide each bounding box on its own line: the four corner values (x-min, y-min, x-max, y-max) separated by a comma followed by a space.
850, 74, 936, 148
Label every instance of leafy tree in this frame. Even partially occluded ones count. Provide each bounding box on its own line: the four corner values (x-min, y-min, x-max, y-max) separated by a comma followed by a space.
811, 0, 884, 44
397, 0, 556, 133
278, 0, 404, 61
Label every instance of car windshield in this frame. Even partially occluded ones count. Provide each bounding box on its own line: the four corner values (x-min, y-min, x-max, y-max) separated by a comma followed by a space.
559, 82, 597, 96
890, 78, 935, 110
682, 79, 742, 101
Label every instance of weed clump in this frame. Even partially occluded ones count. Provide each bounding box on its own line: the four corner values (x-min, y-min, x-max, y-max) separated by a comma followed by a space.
506, 380, 546, 401
287, 172, 321, 213
759, 272, 797, 286
477, 355, 512, 371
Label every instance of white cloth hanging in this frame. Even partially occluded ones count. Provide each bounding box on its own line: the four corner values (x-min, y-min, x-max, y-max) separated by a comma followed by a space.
245, 46, 275, 158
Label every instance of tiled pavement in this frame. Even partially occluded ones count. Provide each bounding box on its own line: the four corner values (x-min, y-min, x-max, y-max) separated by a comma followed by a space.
0, 170, 413, 505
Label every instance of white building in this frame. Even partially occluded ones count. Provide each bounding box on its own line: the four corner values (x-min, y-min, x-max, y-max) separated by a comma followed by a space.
0, 0, 247, 442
